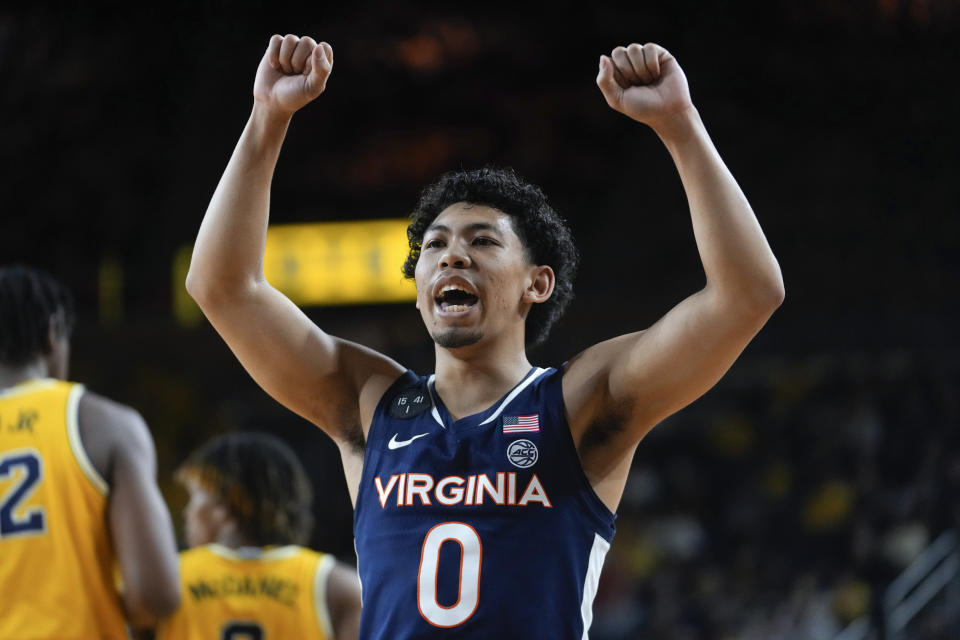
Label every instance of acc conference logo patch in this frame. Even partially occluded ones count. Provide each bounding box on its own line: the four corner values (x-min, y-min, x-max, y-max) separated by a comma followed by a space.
507, 439, 538, 469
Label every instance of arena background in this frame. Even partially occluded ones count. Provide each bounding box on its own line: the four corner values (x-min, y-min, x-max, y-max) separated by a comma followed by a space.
3, 2, 958, 637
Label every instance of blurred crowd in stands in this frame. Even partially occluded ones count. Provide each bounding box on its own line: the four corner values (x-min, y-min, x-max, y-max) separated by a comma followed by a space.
591, 350, 959, 639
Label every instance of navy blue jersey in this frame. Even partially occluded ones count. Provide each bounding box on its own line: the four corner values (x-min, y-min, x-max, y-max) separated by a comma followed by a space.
354, 366, 616, 639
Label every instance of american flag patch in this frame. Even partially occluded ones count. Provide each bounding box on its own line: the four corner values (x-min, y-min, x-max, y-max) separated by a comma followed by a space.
503, 414, 540, 433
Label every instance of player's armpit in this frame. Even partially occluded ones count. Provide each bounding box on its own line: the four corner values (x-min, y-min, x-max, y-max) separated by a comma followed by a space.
613, 287, 779, 427
564, 286, 780, 506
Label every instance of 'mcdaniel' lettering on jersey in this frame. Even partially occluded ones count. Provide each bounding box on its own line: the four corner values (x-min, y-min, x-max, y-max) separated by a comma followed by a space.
374, 472, 552, 508
187, 574, 300, 607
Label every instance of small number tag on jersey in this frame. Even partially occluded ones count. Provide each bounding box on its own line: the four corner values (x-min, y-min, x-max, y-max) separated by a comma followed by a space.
389, 388, 431, 419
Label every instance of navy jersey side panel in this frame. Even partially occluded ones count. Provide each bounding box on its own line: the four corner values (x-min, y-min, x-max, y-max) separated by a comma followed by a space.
354, 367, 616, 640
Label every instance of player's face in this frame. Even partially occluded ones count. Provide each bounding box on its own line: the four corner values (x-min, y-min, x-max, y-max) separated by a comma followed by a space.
182, 478, 228, 548
414, 203, 540, 349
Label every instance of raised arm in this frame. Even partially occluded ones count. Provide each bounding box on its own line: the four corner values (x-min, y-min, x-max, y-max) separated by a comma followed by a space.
565, 43, 784, 508
185, 35, 403, 448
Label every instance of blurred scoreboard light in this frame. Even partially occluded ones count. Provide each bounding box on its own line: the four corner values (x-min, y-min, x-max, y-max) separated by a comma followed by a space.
174, 219, 416, 326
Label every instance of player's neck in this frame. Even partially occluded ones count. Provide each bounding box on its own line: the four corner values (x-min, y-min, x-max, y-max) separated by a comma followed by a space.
433, 342, 532, 420
215, 527, 257, 549
0, 360, 50, 391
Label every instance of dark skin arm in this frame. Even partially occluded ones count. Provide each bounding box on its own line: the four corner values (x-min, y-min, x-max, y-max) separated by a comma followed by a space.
326, 561, 362, 640
79, 392, 181, 627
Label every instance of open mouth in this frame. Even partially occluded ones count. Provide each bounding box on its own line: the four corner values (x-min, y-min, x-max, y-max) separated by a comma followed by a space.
435, 285, 479, 313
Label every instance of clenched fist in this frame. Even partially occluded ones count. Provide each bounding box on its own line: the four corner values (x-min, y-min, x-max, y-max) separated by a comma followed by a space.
596, 43, 692, 130
253, 34, 333, 115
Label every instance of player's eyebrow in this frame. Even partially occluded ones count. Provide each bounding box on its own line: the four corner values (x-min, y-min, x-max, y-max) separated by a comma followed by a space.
425, 222, 500, 235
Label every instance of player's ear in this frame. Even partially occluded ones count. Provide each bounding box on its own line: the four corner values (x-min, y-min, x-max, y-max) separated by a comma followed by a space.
211, 503, 232, 528
522, 266, 554, 304
47, 311, 65, 351
45, 312, 70, 379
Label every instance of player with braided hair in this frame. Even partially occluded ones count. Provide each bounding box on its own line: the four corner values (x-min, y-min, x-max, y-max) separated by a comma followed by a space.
156, 432, 361, 640
0, 265, 180, 638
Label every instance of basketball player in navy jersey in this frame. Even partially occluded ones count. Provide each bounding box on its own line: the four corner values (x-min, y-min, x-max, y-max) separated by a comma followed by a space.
186, 35, 783, 639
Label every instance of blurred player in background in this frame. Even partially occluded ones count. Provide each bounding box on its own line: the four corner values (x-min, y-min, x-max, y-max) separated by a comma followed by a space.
187, 34, 783, 638
156, 432, 361, 640
0, 265, 180, 638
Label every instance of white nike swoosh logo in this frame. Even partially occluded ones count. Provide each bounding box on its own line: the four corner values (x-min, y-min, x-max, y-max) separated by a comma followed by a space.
388, 432, 430, 450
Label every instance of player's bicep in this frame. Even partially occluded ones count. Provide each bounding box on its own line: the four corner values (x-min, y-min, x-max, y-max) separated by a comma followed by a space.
201, 283, 341, 414
195, 280, 402, 440
609, 287, 773, 429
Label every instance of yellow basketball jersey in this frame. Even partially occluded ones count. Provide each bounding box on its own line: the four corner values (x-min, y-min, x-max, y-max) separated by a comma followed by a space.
157, 544, 336, 640
0, 378, 127, 639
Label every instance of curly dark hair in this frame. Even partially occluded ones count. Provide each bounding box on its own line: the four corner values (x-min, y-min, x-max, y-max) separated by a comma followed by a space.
402, 166, 579, 348
176, 432, 314, 547
0, 265, 75, 366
